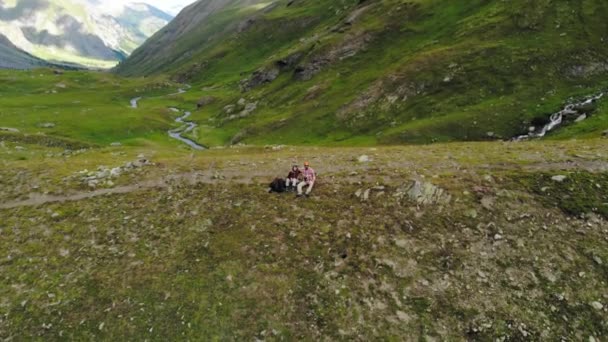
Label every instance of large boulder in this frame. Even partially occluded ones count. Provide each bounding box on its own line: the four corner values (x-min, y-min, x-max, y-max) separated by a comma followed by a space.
395, 180, 451, 205
240, 68, 279, 91
196, 96, 216, 109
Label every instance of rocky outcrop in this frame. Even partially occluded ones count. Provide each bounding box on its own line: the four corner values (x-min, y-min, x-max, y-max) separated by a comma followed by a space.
239, 52, 304, 92
294, 33, 373, 81
240, 68, 279, 92
394, 180, 451, 206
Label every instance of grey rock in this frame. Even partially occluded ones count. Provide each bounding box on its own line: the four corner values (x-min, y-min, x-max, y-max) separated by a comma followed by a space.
575, 114, 587, 122
590, 301, 604, 310
396, 180, 451, 205
464, 209, 478, 218
110, 142, 122, 147
551, 175, 567, 182
0, 127, 20, 132
223, 104, 236, 114
38, 122, 56, 128
602, 130, 608, 137
481, 196, 495, 210
363, 189, 371, 201
357, 155, 370, 163
240, 68, 279, 91
110, 167, 122, 178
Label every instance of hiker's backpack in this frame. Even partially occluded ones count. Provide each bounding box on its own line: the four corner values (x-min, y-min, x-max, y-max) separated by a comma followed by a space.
269, 178, 287, 193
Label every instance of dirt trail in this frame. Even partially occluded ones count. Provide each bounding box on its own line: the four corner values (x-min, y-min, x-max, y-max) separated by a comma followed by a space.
1, 158, 606, 210
0, 171, 254, 210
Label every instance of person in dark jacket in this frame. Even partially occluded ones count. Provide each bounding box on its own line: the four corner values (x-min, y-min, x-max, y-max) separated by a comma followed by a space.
286, 165, 302, 191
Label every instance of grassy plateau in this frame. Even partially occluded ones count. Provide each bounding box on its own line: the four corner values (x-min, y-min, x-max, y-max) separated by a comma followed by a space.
1, 0, 608, 339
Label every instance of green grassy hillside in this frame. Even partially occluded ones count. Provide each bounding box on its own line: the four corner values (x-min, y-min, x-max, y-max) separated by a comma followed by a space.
115, 0, 608, 146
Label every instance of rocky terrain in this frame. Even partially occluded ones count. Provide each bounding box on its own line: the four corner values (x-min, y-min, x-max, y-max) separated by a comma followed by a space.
0, 136, 607, 339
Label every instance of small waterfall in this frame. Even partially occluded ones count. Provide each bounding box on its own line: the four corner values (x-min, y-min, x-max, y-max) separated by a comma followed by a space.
514, 92, 604, 141
130, 97, 142, 108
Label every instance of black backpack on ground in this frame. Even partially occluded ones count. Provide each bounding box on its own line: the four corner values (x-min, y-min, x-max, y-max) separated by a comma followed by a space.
269, 178, 287, 193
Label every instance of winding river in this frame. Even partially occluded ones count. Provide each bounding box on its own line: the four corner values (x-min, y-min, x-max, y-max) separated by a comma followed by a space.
168, 110, 206, 150
129, 86, 205, 150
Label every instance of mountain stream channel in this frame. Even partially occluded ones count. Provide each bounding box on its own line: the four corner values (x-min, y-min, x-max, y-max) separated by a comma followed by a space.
130, 85, 205, 150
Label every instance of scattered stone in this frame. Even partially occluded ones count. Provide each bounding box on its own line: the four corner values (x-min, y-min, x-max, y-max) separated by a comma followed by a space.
575, 114, 587, 122
464, 209, 478, 219
481, 196, 495, 210
38, 122, 56, 128
593, 255, 603, 265
53, 69, 64, 75
551, 175, 567, 182
223, 104, 236, 114
494, 234, 503, 241
55, 83, 67, 89
110, 142, 122, 147
363, 189, 371, 201
51, 212, 60, 219
358, 155, 370, 163
110, 168, 122, 178
590, 301, 603, 310
355, 189, 363, 198
486, 132, 495, 138
602, 130, 608, 137
14, 146, 25, 151
396, 311, 410, 322
0, 127, 19, 132
237, 98, 247, 107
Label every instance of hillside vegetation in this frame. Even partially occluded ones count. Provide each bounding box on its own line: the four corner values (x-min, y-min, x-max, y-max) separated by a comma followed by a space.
116, 0, 608, 146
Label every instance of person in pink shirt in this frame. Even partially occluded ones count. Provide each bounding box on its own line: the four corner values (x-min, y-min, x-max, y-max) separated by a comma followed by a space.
297, 161, 316, 197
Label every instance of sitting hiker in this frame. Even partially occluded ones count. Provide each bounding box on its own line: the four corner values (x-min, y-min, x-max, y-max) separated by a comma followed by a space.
297, 161, 316, 197
268, 177, 287, 193
286, 165, 302, 191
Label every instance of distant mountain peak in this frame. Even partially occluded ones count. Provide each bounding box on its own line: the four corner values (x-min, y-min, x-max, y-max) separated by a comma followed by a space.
0, 0, 173, 68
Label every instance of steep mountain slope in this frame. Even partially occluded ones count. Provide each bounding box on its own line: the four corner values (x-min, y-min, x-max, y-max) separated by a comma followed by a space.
0, 33, 48, 69
116, 0, 608, 146
0, 0, 172, 68
114, 0, 269, 76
